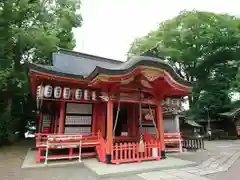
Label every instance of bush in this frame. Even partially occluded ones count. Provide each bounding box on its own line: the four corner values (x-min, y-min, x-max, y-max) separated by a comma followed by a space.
0, 111, 18, 145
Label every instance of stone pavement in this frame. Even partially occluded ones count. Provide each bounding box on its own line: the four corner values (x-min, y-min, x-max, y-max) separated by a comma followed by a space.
137, 140, 240, 180
1, 139, 240, 180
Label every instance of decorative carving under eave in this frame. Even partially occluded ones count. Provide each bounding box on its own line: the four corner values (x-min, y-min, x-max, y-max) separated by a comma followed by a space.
140, 79, 153, 89
99, 92, 109, 101
120, 76, 135, 85
142, 69, 162, 82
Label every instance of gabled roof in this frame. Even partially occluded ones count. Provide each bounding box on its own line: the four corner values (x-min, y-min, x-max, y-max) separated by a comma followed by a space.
185, 120, 202, 127
219, 100, 240, 117
26, 49, 192, 88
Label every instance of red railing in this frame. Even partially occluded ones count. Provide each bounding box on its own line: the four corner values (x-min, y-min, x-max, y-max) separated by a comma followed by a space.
111, 139, 161, 164
35, 133, 101, 163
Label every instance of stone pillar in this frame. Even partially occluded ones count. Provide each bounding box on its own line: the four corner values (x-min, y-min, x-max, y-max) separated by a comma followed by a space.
175, 114, 180, 132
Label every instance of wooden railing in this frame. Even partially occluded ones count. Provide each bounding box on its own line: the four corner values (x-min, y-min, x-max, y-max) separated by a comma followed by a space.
182, 135, 204, 150
35, 133, 100, 163
111, 139, 161, 164
164, 132, 183, 152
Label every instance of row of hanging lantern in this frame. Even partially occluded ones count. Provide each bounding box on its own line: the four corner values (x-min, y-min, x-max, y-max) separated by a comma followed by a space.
36, 85, 97, 101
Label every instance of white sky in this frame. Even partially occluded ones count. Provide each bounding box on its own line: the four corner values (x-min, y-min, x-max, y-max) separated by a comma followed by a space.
73, 0, 240, 61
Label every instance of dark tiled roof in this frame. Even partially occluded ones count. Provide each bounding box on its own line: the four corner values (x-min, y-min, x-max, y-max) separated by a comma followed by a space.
26, 49, 192, 87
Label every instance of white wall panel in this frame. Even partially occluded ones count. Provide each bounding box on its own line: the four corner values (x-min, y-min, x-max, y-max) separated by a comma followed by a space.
66, 103, 92, 114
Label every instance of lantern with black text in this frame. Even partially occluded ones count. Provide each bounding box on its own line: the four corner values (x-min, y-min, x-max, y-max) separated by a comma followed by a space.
54, 86, 62, 99
63, 87, 71, 99
44, 85, 52, 98
36, 85, 44, 113
75, 89, 82, 100
36, 85, 44, 98
84, 89, 90, 100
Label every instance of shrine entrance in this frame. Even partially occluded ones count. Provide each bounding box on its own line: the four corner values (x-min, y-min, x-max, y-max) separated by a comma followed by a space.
113, 104, 128, 137
27, 49, 192, 165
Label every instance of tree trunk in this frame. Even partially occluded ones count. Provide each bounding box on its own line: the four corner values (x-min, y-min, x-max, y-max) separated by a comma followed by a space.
13, 43, 21, 71
7, 98, 12, 113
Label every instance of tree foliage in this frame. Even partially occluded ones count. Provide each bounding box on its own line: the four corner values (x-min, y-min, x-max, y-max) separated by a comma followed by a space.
128, 10, 240, 119
0, 0, 82, 141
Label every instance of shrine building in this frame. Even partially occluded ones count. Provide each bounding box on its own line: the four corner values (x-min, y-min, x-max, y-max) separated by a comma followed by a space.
26, 49, 191, 164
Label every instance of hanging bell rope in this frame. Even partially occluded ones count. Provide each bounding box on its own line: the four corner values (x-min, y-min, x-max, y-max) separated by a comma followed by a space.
148, 103, 159, 139
113, 99, 121, 137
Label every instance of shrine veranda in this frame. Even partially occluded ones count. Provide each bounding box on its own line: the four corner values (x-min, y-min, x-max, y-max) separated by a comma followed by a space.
26, 49, 192, 164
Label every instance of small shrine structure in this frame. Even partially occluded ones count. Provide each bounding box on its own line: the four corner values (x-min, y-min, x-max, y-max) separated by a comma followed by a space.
26, 49, 191, 164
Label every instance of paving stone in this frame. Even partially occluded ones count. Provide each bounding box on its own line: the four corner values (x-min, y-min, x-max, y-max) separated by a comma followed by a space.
171, 170, 197, 178
181, 167, 200, 173
138, 171, 176, 179
187, 177, 210, 180
208, 155, 231, 168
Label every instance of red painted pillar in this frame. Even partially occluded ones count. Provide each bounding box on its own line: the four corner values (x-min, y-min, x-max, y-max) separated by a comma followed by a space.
38, 112, 43, 133
106, 100, 113, 163
92, 103, 98, 134
101, 103, 106, 137
156, 102, 166, 159
58, 101, 65, 134
54, 113, 58, 133
135, 104, 140, 137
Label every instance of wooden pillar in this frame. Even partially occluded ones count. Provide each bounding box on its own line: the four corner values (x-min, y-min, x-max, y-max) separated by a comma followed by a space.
92, 103, 98, 134
127, 105, 133, 136
38, 112, 43, 133
135, 104, 140, 136
156, 102, 166, 159
106, 100, 113, 163
97, 103, 106, 137
54, 113, 58, 133
58, 101, 65, 134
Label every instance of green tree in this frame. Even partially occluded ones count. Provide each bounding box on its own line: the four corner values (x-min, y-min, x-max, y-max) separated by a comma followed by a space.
0, 0, 82, 99
128, 10, 240, 118
0, 0, 82, 141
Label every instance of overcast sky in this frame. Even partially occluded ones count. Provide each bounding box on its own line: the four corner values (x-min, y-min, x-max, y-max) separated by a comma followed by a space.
73, 0, 239, 61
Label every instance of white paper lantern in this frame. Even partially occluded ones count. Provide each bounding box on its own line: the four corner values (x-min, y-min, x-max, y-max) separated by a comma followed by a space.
92, 91, 96, 101
44, 85, 53, 98
54, 86, 62, 99
84, 89, 90, 100
63, 87, 71, 99
36, 85, 44, 98
75, 89, 82, 100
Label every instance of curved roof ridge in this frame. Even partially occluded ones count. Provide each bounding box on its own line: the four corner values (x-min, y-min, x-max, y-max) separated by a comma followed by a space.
26, 55, 192, 88
56, 48, 124, 64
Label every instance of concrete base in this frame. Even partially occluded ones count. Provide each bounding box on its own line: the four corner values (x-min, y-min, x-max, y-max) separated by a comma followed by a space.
84, 157, 196, 178
22, 149, 196, 178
